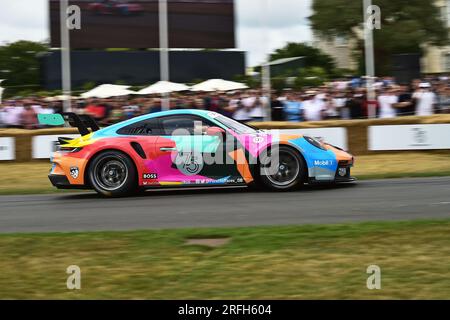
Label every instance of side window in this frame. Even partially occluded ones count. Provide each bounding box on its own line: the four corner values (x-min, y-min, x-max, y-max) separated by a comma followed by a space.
117, 118, 161, 136
160, 115, 213, 136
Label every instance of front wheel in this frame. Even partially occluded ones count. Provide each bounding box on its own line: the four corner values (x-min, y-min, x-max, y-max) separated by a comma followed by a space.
258, 146, 306, 191
89, 151, 137, 197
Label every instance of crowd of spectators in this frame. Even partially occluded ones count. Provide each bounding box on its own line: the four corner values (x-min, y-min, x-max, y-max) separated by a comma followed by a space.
1, 77, 450, 129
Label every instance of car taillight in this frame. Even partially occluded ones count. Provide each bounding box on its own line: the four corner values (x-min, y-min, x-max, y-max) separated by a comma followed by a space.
57, 146, 83, 153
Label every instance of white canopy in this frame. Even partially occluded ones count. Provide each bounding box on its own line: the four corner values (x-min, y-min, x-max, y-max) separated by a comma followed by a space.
48, 95, 80, 101
190, 79, 248, 92
81, 84, 136, 99
137, 81, 190, 95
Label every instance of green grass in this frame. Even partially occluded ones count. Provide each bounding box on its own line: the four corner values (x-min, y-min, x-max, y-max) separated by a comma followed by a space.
1, 219, 450, 299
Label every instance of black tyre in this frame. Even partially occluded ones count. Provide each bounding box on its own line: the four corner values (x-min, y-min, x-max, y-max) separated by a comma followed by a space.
88, 151, 137, 197
258, 146, 306, 191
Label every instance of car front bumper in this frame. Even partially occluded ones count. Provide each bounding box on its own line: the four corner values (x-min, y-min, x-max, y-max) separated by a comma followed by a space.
49, 174, 89, 190
308, 165, 356, 184
334, 165, 356, 183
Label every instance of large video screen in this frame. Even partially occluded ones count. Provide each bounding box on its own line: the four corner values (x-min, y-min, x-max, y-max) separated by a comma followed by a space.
49, 0, 235, 49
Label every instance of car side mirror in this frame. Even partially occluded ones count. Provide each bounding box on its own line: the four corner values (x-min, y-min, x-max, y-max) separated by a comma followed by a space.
206, 126, 226, 138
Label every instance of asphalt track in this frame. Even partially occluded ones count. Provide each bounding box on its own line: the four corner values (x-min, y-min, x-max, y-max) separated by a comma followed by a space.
1, 177, 449, 234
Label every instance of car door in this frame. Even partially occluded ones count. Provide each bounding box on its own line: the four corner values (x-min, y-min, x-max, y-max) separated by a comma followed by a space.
115, 117, 161, 185
153, 114, 232, 185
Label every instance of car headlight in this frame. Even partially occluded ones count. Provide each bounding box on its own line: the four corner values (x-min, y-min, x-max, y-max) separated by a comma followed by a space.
304, 136, 326, 151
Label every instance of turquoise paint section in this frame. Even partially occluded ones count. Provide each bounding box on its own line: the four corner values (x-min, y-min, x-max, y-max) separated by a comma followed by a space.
92, 109, 225, 139
288, 137, 338, 181
165, 135, 221, 153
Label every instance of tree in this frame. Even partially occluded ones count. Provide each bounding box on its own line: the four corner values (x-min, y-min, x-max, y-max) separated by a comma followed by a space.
269, 42, 336, 75
295, 67, 328, 88
310, 0, 449, 75
0, 41, 49, 96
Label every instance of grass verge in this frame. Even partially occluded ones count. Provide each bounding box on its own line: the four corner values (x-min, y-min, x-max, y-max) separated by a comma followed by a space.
0, 152, 450, 195
0, 162, 79, 195
0, 219, 449, 299
352, 152, 450, 180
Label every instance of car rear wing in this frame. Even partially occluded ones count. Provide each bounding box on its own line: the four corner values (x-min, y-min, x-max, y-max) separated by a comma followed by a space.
38, 112, 100, 136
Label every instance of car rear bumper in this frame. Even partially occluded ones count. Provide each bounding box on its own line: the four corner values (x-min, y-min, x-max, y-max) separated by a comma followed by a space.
48, 174, 89, 190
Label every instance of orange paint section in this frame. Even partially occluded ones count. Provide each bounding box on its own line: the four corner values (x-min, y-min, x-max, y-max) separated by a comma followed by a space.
279, 134, 304, 141
228, 148, 254, 184
325, 145, 354, 164
51, 152, 89, 185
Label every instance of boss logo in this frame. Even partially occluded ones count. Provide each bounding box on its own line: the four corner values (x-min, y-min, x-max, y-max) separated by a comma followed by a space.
143, 173, 157, 179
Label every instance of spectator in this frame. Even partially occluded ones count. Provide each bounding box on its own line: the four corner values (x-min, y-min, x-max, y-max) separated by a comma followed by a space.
0, 104, 5, 128
436, 85, 450, 114
378, 88, 398, 118
237, 93, 256, 122
2, 100, 23, 128
413, 83, 436, 116
85, 99, 107, 121
394, 85, 415, 116
148, 98, 162, 113
330, 91, 347, 119
231, 94, 251, 123
271, 94, 285, 121
20, 102, 38, 129
283, 93, 303, 122
303, 91, 326, 121
249, 91, 266, 122
344, 91, 363, 119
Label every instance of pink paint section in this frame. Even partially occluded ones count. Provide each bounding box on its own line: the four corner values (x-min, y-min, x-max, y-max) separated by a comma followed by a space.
144, 154, 208, 182
229, 131, 273, 158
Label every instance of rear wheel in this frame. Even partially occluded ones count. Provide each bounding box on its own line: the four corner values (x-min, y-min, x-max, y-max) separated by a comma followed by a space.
89, 151, 137, 197
259, 146, 305, 191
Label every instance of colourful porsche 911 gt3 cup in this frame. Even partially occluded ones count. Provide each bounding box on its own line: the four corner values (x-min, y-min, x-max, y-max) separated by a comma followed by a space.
42, 110, 355, 197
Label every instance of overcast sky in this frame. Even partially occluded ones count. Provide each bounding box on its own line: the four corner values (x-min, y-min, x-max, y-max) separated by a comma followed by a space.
0, 0, 312, 66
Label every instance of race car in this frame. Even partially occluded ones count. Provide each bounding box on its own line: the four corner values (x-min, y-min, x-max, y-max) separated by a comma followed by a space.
87, 0, 144, 16
39, 110, 355, 197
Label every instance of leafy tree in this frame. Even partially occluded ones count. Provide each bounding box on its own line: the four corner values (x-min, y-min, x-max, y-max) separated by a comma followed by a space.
269, 42, 336, 75
294, 67, 328, 88
0, 41, 49, 96
310, 0, 449, 75
82, 81, 97, 91
233, 74, 260, 89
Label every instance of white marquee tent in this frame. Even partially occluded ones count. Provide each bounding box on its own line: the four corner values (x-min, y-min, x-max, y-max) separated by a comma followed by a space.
81, 84, 136, 99
137, 81, 190, 95
190, 79, 248, 92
